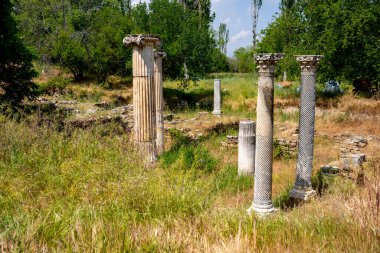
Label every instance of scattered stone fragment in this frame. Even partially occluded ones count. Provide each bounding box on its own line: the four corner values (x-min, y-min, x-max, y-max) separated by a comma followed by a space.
94, 101, 109, 108
58, 100, 77, 105
320, 165, 340, 175
86, 109, 97, 114
111, 105, 133, 114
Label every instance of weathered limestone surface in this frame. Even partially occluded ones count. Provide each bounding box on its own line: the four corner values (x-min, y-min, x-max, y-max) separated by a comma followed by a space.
154, 49, 166, 154
289, 55, 323, 200
123, 34, 161, 162
238, 120, 256, 176
340, 136, 367, 169
249, 53, 284, 215
212, 79, 221, 116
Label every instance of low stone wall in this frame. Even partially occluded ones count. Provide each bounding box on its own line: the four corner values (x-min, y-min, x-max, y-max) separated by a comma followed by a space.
339, 136, 367, 159
221, 135, 298, 153
275, 138, 298, 153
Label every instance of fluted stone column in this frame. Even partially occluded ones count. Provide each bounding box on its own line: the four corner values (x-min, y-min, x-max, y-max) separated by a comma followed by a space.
238, 120, 256, 176
212, 79, 221, 116
248, 53, 284, 215
154, 49, 166, 155
289, 55, 324, 200
123, 34, 161, 162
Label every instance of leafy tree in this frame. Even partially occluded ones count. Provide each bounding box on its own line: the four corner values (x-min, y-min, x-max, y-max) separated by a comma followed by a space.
13, 0, 219, 84
217, 23, 229, 55
233, 47, 255, 73
149, 0, 215, 81
209, 48, 230, 73
251, 0, 262, 50
258, 0, 380, 83
0, 0, 37, 106
14, 0, 134, 82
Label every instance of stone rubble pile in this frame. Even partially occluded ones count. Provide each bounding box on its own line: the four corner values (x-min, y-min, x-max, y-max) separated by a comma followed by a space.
340, 136, 367, 168
221, 135, 238, 147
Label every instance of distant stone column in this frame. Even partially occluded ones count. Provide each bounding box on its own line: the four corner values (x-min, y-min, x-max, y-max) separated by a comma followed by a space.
212, 79, 221, 116
290, 55, 324, 200
123, 34, 161, 163
154, 49, 166, 155
249, 53, 284, 215
238, 120, 256, 176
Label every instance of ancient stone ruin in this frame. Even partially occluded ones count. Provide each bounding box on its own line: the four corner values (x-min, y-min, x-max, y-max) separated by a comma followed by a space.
154, 49, 166, 155
248, 53, 285, 215
289, 55, 324, 201
340, 136, 367, 169
123, 34, 161, 163
212, 79, 222, 116
238, 120, 256, 176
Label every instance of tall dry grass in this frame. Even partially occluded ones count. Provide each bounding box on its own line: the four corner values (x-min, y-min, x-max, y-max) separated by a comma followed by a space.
0, 116, 378, 252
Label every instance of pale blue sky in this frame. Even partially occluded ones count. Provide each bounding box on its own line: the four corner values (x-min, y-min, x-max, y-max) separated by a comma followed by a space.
211, 0, 280, 56
132, 0, 281, 56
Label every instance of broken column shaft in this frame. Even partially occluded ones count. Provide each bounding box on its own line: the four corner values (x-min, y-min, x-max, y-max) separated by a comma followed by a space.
238, 120, 256, 176
212, 79, 221, 116
290, 55, 324, 200
249, 53, 284, 215
123, 34, 161, 162
154, 49, 166, 155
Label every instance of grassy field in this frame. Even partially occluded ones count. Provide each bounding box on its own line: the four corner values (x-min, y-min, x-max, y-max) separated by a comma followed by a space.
0, 73, 379, 252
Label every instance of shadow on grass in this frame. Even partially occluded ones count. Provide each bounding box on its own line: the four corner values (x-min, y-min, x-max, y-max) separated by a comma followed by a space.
163, 87, 214, 112
273, 187, 304, 211
274, 170, 335, 211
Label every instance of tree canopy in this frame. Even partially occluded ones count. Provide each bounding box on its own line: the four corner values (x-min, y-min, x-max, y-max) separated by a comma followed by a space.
0, 0, 37, 107
258, 0, 380, 82
12, 0, 226, 83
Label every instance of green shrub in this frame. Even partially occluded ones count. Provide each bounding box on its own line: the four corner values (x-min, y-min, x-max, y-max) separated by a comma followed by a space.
38, 77, 71, 95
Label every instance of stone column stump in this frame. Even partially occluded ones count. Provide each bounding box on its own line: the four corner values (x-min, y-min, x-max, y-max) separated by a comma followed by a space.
238, 120, 256, 176
123, 34, 161, 163
212, 79, 222, 116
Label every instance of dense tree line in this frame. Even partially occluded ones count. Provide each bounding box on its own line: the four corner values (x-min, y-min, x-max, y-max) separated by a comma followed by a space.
1, 0, 37, 107
257, 0, 380, 83
11, 0, 228, 84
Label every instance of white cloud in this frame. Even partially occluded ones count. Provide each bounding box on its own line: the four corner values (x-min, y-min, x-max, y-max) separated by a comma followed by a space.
223, 18, 231, 24
230, 30, 250, 43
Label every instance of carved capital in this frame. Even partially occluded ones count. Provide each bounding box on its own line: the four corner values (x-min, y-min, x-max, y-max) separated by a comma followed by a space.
154, 49, 167, 58
254, 53, 285, 74
295, 55, 324, 73
123, 34, 161, 47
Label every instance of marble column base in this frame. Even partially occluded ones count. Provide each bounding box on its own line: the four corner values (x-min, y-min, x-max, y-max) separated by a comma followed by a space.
247, 202, 276, 216
212, 110, 221, 116
289, 186, 316, 201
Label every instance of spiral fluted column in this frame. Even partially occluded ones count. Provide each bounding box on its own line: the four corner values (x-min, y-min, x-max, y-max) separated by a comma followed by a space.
289, 55, 324, 200
123, 34, 161, 163
154, 49, 166, 155
248, 53, 284, 215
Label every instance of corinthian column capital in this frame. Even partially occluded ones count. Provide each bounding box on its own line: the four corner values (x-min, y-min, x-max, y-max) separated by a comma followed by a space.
295, 55, 324, 73
254, 53, 285, 74
123, 34, 161, 47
